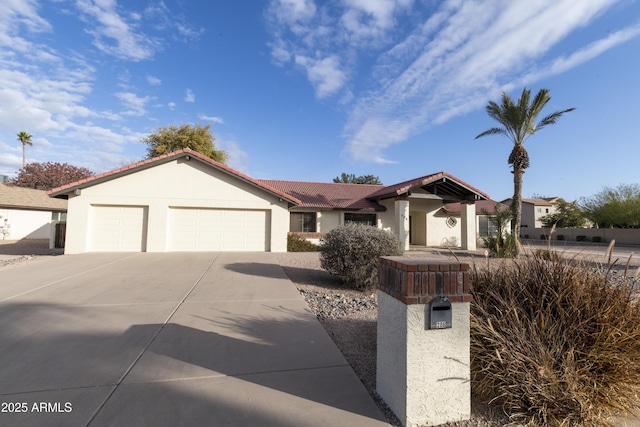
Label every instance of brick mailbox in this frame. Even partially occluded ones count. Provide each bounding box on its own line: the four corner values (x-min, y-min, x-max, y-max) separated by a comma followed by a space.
377, 257, 472, 427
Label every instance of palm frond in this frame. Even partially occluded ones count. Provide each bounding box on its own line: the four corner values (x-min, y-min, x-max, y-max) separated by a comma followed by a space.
475, 127, 505, 139
537, 107, 576, 130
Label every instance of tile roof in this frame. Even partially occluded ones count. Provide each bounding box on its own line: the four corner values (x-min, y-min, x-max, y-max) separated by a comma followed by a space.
366, 171, 490, 201
47, 149, 302, 205
442, 199, 509, 215
1, 183, 68, 211
258, 180, 385, 211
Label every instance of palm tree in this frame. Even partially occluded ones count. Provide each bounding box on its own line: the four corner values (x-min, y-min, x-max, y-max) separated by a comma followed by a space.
17, 131, 33, 168
475, 88, 574, 255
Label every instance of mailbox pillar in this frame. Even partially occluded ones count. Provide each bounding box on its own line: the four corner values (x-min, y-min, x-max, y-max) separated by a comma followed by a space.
377, 257, 473, 427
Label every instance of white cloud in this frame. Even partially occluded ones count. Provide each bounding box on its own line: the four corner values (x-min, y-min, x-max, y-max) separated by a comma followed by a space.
266, 0, 413, 96
76, 0, 160, 61
167, 102, 176, 110
115, 92, 151, 116
184, 88, 195, 103
267, 0, 638, 163
146, 74, 161, 85
295, 55, 347, 98
198, 114, 224, 124
342, 0, 634, 162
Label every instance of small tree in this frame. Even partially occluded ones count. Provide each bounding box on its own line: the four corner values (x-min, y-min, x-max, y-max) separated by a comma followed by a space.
141, 123, 227, 162
540, 198, 586, 228
580, 183, 640, 228
333, 173, 383, 185
320, 223, 402, 290
10, 162, 94, 190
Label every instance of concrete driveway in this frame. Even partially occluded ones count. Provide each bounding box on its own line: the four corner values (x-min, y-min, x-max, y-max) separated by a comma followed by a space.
0, 252, 388, 427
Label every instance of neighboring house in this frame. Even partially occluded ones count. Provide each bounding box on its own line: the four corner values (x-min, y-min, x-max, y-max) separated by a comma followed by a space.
47, 149, 490, 254
501, 197, 559, 231
0, 183, 68, 240
440, 200, 511, 246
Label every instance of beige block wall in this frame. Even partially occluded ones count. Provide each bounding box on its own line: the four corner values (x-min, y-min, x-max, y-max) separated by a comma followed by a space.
64, 159, 290, 253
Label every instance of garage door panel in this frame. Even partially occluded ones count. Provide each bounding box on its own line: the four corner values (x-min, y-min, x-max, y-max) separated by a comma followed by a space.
168, 208, 268, 252
90, 206, 147, 252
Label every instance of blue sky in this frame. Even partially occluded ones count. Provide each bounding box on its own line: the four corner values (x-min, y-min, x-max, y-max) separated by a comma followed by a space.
1, 0, 639, 202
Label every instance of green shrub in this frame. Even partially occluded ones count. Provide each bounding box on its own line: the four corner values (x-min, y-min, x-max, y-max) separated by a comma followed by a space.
287, 233, 318, 252
482, 232, 517, 258
319, 223, 403, 291
470, 253, 640, 426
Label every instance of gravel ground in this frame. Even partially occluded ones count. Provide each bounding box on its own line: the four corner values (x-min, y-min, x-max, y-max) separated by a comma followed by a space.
0, 239, 63, 271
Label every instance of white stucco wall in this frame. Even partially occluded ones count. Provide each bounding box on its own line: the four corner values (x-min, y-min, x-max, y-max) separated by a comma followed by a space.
64, 158, 290, 253
0, 208, 53, 240
377, 291, 471, 427
319, 211, 341, 231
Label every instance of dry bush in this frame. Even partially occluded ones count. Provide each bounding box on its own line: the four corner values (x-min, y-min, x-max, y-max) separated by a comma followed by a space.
470, 251, 640, 426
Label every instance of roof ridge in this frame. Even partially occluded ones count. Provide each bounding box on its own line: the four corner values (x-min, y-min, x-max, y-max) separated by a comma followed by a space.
258, 178, 384, 186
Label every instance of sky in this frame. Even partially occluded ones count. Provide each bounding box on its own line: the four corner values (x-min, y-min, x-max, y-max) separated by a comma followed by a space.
1, 0, 639, 202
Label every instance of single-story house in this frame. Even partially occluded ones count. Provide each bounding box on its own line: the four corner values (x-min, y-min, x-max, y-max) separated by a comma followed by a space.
47, 148, 490, 254
0, 183, 68, 240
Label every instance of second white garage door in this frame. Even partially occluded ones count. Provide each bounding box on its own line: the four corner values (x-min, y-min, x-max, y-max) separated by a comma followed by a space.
168, 208, 269, 251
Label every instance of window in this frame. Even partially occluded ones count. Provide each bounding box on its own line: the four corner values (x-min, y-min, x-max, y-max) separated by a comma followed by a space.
344, 213, 377, 226
51, 212, 67, 221
290, 212, 317, 232
479, 216, 498, 237
545, 208, 549, 214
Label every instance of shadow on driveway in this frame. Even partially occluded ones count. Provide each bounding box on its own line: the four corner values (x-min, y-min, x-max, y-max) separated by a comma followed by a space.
0, 239, 63, 256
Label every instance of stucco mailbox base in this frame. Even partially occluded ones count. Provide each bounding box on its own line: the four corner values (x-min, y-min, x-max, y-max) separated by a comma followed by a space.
377, 257, 472, 427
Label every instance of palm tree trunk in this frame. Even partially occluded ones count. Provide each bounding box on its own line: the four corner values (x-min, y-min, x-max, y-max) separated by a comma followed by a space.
22, 144, 26, 168
511, 168, 524, 256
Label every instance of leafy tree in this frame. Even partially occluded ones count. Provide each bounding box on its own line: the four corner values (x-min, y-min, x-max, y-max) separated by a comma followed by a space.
10, 162, 94, 190
17, 131, 32, 168
580, 184, 640, 228
475, 88, 574, 255
141, 123, 227, 163
540, 198, 586, 228
333, 173, 382, 185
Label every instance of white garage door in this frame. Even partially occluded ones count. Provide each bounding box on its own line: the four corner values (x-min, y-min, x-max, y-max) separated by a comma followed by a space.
90, 205, 147, 252
168, 208, 268, 251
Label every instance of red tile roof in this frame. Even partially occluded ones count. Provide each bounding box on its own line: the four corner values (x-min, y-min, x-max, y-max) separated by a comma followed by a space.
46, 149, 302, 205
258, 180, 385, 211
